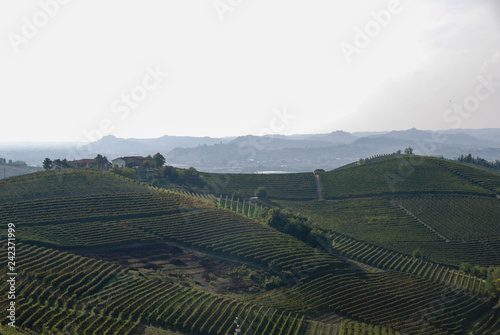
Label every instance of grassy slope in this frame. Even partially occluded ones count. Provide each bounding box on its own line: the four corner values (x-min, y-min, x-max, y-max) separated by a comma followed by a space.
319, 156, 496, 199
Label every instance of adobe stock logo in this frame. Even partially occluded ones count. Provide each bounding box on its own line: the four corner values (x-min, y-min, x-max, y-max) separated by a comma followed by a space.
213, 0, 243, 21
339, 0, 403, 64
82, 65, 169, 145
7, 0, 71, 53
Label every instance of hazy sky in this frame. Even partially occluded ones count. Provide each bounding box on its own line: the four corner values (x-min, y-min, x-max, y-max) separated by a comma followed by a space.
1, 0, 499, 143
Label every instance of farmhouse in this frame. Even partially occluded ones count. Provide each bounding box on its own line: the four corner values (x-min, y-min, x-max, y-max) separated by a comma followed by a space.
112, 156, 150, 168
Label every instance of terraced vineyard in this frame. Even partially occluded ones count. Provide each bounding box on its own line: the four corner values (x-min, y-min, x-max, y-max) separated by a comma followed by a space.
318, 156, 494, 199
18, 220, 161, 247
119, 208, 344, 272
202, 172, 317, 200
328, 233, 487, 295
0, 243, 304, 335
0, 192, 209, 226
277, 197, 500, 267
431, 159, 500, 193
1, 157, 500, 334
0, 169, 149, 204
394, 195, 500, 240
277, 197, 442, 244
257, 272, 494, 335
9, 194, 343, 272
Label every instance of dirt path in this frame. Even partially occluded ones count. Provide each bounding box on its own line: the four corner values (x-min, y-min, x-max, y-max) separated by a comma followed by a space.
314, 173, 323, 200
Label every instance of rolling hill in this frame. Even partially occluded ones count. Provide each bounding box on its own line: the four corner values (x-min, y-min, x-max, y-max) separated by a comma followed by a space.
0, 156, 499, 334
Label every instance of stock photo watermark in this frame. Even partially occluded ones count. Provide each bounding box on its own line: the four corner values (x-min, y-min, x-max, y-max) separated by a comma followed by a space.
384, 50, 500, 191
213, 0, 243, 21
81, 65, 169, 150
7, 0, 72, 53
339, 0, 403, 64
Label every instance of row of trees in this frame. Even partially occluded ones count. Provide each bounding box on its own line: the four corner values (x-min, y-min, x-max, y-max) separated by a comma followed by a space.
456, 153, 500, 171
0, 158, 28, 167
42, 154, 110, 170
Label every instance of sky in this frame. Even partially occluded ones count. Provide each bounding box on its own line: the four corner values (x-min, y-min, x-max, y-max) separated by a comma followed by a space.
1, 0, 499, 143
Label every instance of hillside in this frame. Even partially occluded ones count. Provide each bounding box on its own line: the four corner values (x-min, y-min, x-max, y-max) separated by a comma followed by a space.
318, 155, 498, 198
273, 157, 500, 267
1, 159, 499, 334
0, 169, 150, 204
201, 172, 317, 200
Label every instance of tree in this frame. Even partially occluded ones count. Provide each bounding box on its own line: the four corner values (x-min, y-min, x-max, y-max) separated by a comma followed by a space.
162, 165, 178, 182
93, 154, 109, 170
43, 158, 53, 170
486, 267, 500, 297
111, 166, 137, 180
255, 186, 268, 198
404, 147, 414, 155
153, 153, 166, 169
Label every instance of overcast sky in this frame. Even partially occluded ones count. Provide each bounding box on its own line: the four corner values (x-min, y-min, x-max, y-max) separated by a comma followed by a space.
1, 0, 499, 143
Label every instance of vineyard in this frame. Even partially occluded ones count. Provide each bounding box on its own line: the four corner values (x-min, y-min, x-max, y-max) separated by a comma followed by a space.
119, 208, 344, 272
0, 169, 149, 204
318, 156, 494, 199
394, 195, 500, 240
0, 192, 210, 226
277, 197, 500, 267
328, 233, 487, 295
256, 272, 494, 335
7, 191, 344, 272
1, 158, 500, 334
276, 197, 441, 244
201, 172, 318, 200
431, 159, 500, 193
0, 243, 305, 335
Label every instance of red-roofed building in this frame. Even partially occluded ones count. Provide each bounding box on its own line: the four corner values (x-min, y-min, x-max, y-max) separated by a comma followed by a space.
72, 159, 95, 168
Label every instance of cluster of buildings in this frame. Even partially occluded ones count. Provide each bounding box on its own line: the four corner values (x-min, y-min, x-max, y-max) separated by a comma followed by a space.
71, 156, 151, 169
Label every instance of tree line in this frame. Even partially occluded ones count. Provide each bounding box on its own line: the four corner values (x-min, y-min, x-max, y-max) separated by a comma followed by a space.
455, 153, 500, 171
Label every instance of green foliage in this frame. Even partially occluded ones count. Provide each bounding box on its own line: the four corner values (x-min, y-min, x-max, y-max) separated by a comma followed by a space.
255, 186, 268, 198
111, 166, 137, 180
93, 154, 109, 170
456, 153, 500, 171
404, 147, 413, 155
486, 267, 500, 297
263, 208, 316, 244
264, 275, 282, 290
153, 152, 166, 168
42, 158, 52, 170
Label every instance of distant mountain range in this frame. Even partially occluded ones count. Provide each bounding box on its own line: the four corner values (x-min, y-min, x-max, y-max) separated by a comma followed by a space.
1, 128, 499, 173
